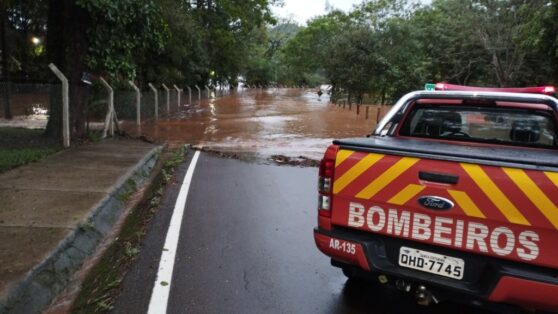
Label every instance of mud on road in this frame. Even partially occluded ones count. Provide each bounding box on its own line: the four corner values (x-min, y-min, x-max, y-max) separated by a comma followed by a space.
124, 88, 383, 163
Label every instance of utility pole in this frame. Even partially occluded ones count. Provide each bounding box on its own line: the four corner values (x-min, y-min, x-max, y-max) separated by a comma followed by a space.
1, 5, 12, 119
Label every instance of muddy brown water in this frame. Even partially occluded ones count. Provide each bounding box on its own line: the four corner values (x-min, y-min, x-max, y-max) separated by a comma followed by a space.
124, 88, 387, 161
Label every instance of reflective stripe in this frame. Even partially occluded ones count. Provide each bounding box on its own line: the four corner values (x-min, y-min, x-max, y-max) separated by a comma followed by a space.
448, 190, 486, 219
356, 157, 419, 200
504, 168, 558, 229
461, 164, 530, 226
388, 184, 425, 205
333, 153, 384, 194
545, 172, 558, 188
335, 150, 354, 167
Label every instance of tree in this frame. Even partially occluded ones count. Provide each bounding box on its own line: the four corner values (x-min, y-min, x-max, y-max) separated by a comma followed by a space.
242, 20, 301, 86
281, 10, 351, 85
141, 0, 208, 87
1, 2, 13, 119
324, 27, 381, 101
45, 0, 168, 139
1, 0, 49, 119
516, 0, 558, 84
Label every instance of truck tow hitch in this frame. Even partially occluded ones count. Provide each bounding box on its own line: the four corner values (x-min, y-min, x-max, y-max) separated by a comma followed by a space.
415, 285, 439, 306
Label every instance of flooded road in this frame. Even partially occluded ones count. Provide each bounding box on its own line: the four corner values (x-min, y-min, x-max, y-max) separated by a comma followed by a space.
129, 88, 383, 160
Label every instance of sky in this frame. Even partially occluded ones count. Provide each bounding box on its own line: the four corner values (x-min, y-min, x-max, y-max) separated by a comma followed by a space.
271, 0, 432, 25
271, 0, 363, 25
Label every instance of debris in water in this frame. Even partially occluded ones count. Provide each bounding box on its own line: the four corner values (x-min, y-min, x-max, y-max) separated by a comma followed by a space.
269, 155, 319, 167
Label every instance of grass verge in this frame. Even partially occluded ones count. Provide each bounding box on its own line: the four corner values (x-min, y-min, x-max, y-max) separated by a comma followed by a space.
70, 146, 186, 313
0, 127, 61, 173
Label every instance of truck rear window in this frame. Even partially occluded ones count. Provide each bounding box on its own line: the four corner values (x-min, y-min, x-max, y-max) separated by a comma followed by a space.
399, 104, 557, 148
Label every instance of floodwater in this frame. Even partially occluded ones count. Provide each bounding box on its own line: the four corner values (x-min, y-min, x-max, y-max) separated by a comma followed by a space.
126, 88, 387, 160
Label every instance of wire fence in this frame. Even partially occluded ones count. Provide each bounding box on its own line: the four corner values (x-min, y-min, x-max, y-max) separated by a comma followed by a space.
0, 78, 231, 140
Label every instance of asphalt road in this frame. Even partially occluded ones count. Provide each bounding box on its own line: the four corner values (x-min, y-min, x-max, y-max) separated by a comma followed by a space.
112, 152, 493, 314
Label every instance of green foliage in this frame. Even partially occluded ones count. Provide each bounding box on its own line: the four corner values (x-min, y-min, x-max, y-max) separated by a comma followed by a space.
3, 0, 49, 81
280, 0, 558, 103
76, 0, 170, 80
137, 0, 278, 87
7, 0, 558, 107
282, 11, 351, 79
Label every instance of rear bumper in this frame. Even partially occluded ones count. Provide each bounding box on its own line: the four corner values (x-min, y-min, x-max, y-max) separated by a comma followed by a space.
314, 227, 558, 311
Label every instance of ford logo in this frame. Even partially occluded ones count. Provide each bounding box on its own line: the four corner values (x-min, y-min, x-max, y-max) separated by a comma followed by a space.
418, 196, 454, 211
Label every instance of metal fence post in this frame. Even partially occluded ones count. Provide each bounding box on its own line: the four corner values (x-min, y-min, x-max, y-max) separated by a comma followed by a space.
162, 83, 170, 113
186, 86, 192, 104
148, 83, 158, 120
99, 77, 115, 138
48, 63, 70, 148
173, 84, 181, 109
128, 81, 141, 126
205, 85, 211, 98
195, 85, 201, 103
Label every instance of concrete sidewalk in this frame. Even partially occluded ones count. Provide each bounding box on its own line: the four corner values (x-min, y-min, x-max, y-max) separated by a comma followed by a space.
0, 138, 161, 313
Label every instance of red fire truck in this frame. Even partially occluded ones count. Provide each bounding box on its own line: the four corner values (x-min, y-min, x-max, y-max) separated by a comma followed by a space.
315, 84, 558, 312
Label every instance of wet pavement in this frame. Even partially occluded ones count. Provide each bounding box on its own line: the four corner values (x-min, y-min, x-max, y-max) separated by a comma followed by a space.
113, 154, 492, 314
126, 88, 383, 161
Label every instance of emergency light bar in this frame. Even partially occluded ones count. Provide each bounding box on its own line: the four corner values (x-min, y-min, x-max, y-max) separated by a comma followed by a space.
434, 83, 556, 96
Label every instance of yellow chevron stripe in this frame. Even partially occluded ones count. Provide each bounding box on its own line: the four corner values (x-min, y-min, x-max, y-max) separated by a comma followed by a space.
388, 184, 425, 205
335, 150, 354, 167
545, 172, 558, 188
333, 153, 384, 194
461, 164, 530, 226
356, 157, 420, 199
504, 168, 558, 229
448, 190, 486, 219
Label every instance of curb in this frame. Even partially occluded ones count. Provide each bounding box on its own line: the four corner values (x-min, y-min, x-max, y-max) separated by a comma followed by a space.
0, 144, 164, 314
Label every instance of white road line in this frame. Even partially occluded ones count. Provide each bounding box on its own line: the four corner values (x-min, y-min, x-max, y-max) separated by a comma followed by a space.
148, 150, 201, 314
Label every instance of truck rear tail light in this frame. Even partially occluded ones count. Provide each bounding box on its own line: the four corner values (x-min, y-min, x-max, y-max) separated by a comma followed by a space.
318, 145, 339, 217
318, 177, 331, 193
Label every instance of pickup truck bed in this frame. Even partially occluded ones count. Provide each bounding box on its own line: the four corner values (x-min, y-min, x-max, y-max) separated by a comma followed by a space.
335, 137, 558, 170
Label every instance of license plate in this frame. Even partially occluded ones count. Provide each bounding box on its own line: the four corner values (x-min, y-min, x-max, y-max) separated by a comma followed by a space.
398, 246, 464, 280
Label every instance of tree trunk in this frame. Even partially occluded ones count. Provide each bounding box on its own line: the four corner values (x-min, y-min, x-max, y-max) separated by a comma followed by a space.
66, 2, 90, 137
45, 0, 90, 139
1, 6, 12, 120
45, 0, 64, 139
380, 86, 386, 106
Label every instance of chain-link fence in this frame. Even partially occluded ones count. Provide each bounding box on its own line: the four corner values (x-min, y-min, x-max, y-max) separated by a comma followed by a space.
0, 75, 235, 146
